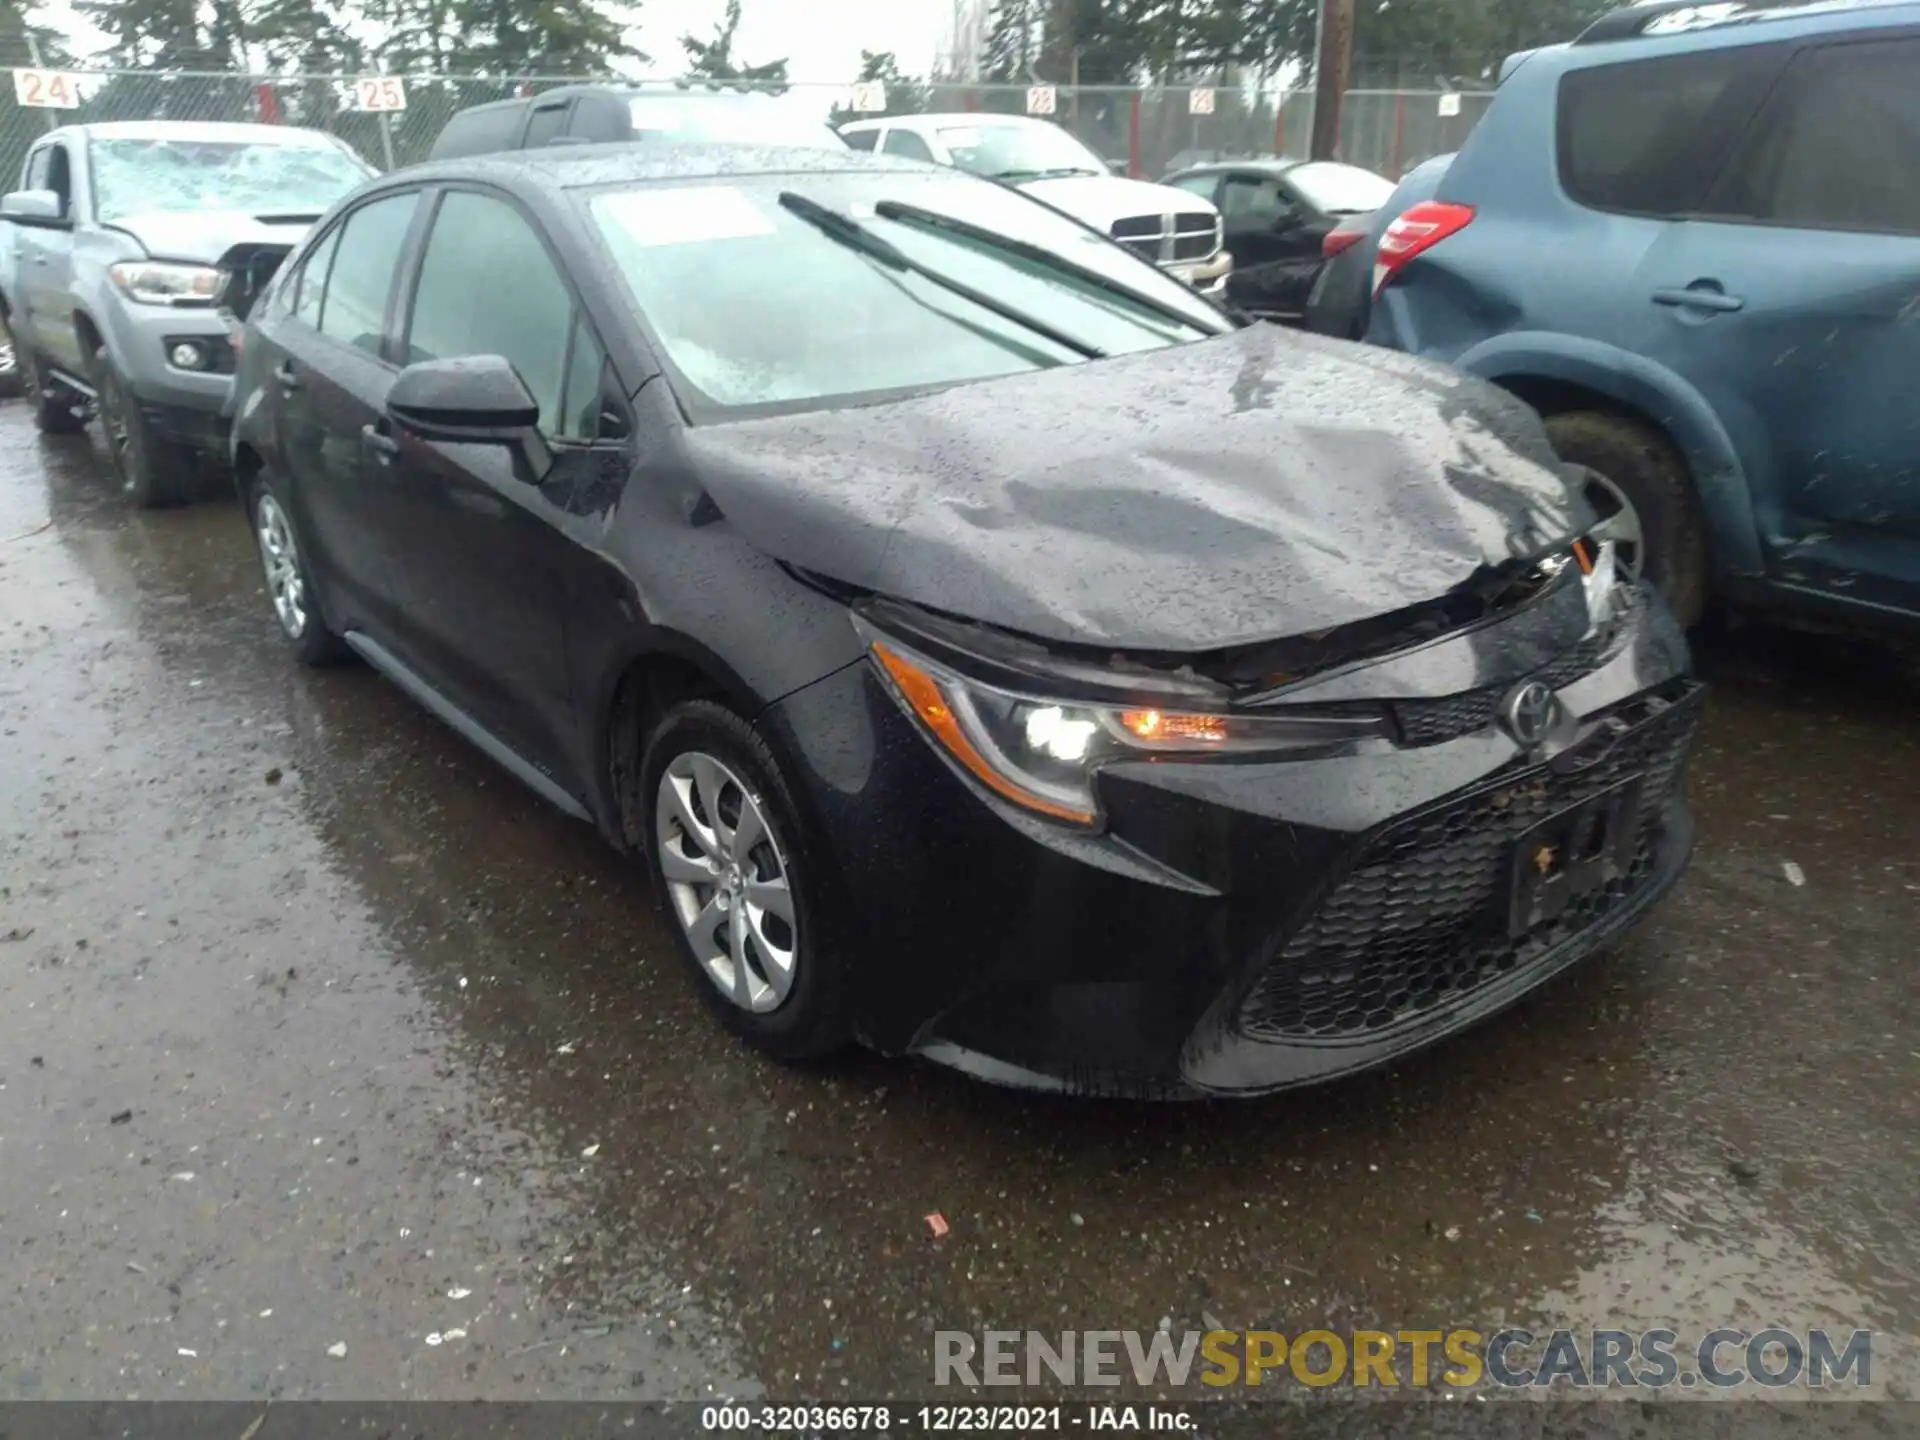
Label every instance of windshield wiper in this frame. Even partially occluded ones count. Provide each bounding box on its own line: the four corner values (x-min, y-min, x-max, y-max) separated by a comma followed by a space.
871, 199, 1221, 336
777, 191, 1104, 360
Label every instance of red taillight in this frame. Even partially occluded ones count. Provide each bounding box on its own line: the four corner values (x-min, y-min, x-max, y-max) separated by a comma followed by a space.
1322, 227, 1365, 259
1371, 201, 1475, 297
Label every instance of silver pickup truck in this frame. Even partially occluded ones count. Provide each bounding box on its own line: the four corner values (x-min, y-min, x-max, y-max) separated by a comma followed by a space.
0, 120, 373, 505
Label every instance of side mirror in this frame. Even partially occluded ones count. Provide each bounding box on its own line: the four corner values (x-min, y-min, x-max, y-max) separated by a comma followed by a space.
387, 356, 551, 480
2, 189, 67, 227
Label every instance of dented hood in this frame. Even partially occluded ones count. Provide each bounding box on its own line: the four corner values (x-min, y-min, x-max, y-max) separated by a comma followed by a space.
684, 324, 1587, 653
107, 209, 318, 265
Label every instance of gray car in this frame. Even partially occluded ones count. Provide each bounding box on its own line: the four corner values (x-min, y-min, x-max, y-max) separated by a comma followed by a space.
0, 121, 374, 505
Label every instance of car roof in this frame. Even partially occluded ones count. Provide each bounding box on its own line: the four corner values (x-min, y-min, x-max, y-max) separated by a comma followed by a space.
400, 140, 927, 193
1166, 158, 1305, 179
61, 120, 346, 147
849, 113, 1051, 131
1573, 0, 1919, 42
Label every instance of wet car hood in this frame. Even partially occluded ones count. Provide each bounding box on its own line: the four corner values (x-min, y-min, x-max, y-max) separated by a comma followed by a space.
106, 209, 320, 265
684, 324, 1588, 653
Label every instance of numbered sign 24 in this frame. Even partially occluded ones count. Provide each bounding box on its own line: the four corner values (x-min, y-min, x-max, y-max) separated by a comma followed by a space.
354, 76, 408, 112
13, 69, 80, 109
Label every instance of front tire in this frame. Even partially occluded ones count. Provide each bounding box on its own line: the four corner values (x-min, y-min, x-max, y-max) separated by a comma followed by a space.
1544, 411, 1707, 627
640, 699, 850, 1060
249, 476, 348, 666
93, 344, 195, 508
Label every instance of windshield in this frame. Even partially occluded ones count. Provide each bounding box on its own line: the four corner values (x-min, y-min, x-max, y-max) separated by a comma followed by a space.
585, 170, 1228, 417
90, 138, 372, 224
933, 121, 1106, 179
627, 96, 844, 149
1283, 161, 1394, 215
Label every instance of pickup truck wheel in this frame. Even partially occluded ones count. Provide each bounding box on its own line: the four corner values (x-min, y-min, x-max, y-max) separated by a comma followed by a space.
93, 345, 195, 508
21, 347, 85, 434
1543, 411, 1708, 627
0, 312, 22, 400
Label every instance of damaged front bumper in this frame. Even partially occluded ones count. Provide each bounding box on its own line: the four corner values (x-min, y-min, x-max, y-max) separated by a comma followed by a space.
759, 574, 1700, 1098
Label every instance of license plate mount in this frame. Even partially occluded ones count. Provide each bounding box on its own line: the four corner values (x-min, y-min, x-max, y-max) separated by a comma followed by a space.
1506, 777, 1644, 937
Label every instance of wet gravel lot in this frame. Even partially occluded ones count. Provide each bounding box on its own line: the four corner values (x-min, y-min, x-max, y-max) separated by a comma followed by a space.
2, 404, 1917, 1411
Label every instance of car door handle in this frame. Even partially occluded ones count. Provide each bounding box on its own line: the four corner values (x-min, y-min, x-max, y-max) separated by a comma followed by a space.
274, 360, 301, 391
361, 424, 399, 460
1651, 286, 1744, 313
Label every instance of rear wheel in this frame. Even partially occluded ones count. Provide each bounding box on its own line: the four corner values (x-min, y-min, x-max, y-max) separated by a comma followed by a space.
641, 699, 850, 1061
249, 476, 348, 666
94, 344, 196, 508
0, 310, 22, 400
1544, 410, 1708, 627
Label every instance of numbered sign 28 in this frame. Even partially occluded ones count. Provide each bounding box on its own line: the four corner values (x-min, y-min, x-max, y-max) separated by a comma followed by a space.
353, 76, 408, 112
13, 69, 80, 109
1025, 85, 1056, 116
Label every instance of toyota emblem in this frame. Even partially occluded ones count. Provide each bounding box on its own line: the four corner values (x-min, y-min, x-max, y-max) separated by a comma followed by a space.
1499, 680, 1558, 747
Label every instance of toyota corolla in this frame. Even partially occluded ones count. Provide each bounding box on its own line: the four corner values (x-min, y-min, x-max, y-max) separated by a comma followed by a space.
226, 144, 1701, 1096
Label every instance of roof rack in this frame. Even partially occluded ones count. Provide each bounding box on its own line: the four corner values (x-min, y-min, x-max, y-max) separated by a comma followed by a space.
1575, 1, 1747, 43
1573, 0, 1886, 43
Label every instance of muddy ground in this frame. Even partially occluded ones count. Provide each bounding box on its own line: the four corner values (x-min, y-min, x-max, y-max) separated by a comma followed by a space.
1, 406, 1916, 1412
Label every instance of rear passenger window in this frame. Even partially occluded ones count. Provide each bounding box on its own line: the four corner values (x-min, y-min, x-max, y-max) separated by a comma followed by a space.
318, 192, 419, 356
842, 129, 877, 152
405, 189, 577, 435
523, 102, 571, 148
1557, 46, 1782, 217
291, 225, 341, 326
1709, 39, 1920, 236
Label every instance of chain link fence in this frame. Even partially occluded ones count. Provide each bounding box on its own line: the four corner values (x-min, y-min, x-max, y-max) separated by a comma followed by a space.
0, 70, 1495, 196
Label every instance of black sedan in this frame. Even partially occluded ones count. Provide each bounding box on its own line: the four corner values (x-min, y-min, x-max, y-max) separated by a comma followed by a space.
1165, 159, 1395, 324
228, 143, 1700, 1097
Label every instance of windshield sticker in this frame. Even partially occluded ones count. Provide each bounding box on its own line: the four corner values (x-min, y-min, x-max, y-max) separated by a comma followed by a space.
598, 187, 776, 247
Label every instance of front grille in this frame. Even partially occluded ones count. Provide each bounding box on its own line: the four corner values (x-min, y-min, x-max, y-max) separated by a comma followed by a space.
1235, 684, 1701, 1043
1108, 211, 1220, 266
1390, 589, 1642, 747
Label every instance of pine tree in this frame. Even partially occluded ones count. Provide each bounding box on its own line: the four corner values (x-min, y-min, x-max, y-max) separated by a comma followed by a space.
981, 0, 1035, 82
680, 0, 787, 87
454, 0, 642, 78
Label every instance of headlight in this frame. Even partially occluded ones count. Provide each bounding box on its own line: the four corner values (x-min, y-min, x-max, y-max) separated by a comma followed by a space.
860, 620, 1388, 828
108, 262, 222, 306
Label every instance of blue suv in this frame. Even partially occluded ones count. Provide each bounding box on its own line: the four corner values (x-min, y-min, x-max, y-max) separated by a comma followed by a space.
1368, 0, 1920, 630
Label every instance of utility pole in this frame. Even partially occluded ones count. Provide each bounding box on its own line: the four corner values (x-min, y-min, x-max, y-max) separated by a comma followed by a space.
1308, 0, 1354, 161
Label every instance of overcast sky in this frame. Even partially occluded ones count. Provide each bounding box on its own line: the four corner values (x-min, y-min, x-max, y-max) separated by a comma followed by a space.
38, 0, 957, 82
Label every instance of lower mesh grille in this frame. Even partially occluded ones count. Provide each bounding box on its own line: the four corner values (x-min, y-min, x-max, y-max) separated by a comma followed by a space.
1234, 684, 1701, 1043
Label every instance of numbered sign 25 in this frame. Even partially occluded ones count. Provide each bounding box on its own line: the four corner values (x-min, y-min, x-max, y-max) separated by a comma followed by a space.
353, 76, 408, 112
13, 69, 81, 109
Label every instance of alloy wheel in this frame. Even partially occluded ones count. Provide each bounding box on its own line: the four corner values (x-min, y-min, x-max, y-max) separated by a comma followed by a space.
1581, 468, 1645, 581
254, 493, 308, 639
655, 751, 798, 1014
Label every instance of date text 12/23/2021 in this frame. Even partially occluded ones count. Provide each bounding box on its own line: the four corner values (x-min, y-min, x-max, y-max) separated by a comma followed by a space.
700, 1405, 1195, 1431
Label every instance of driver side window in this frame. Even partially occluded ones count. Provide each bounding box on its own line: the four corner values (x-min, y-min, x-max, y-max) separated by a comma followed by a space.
1219, 174, 1293, 226
404, 188, 605, 442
